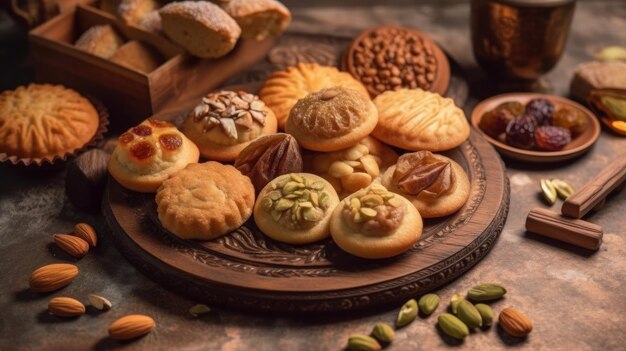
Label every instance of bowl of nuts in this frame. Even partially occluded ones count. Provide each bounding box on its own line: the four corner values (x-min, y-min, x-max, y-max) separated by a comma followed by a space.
471, 93, 601, 163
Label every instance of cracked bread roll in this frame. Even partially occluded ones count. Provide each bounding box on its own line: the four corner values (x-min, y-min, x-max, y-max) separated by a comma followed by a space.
75, 25, 124, 59
159, 1, 241, 58
220, 0, 291, 40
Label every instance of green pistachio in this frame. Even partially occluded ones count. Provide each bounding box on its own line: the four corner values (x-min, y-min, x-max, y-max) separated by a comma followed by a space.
450, 293, 464, 314
475, 303, 493, 326
457, 300, 482, 328
540, 179, 557, 205
189, 304, 211, 317
418, 293, 440, 316
438, 313, 469, 339
347, 335, 381, 351
371, 323, 395, 343
396, 299, 418, 328
467, 283, 507, 301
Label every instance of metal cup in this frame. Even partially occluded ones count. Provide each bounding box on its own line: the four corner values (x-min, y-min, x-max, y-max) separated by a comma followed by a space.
471, 0, 577, 81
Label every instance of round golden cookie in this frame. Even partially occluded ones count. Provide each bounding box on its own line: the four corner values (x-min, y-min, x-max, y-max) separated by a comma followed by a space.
285, 87, 378, 152
330, 184, 423, 259
372, 88, 470, 151
108, 119, 200, 192
381, 151, 470, 218
0, 84, 99, 159
253, 173, 340, 244
156, 162, 255, 240
305, 136, 398, 199
182, 90, 277, 161
259, 63, 369, 129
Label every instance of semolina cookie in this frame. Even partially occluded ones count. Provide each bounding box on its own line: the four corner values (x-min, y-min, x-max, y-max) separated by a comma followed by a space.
156, 162, 255, 240
254, 173, 340, 244
373, 88, 470, 151
108, 119, 199, 192
381, 151, 470, 218
259, 63, 369, 129
182, 90, 277, 161
285, 87, 378, 152
330, 184, 422, 259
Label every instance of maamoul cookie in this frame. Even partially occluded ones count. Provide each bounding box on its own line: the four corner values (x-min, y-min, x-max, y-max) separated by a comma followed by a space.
285, 87, 378, 152
118, 0, 160, 24
159, 1, 241, 58
74, 25, 124, 59
381, 151, 470, 218
330, 184, 422, 259
220, 0, 291, 40
182, 90, 277, 161
373, 88, 470, 151
254, 173, 340, 244
108, 119, 199, 192
110, 41, 163, 73
306, 136, 398, 198
0, 84, 99, 159
259, 63, 369, 129
156, 162, 255, 240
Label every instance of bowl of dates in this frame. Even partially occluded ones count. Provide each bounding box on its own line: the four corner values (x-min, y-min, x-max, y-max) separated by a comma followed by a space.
471, 93, 600, 162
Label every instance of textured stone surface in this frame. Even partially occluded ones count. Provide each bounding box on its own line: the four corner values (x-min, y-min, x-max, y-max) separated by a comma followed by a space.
1, 1, 626, 350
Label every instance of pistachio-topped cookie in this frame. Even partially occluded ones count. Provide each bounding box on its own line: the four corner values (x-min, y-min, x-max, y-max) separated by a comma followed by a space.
330, 184, 422, 259
182, 90, 277, 161
381, 151, 470, 218
253, 173, 340, 244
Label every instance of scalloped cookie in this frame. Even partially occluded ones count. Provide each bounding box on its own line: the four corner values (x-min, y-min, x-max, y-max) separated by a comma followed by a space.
108, 119, 199, 192
330, 184, 422, 259
259, 63, 369, 129
285, 87, 378, 152
381, 151, 470, 218
156, 162, 255, 240
373, 89, 470, 151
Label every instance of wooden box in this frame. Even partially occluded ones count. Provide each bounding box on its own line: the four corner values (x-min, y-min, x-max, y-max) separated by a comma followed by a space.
28, 3, 274, 131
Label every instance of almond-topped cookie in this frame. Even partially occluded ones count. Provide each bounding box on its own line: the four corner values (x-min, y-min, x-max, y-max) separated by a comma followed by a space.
373, 88, 470, 151
108, 119, 199, 192
156, 162, 255, 240
330, 184, 422, 259
182, 90, 277, 161
381, 151, 470, 218
253, 173, 340, 244
285, 87, 378, 152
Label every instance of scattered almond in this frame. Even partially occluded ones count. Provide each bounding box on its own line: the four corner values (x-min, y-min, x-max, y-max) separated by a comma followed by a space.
54, 234, 89, 258
48, 297, 85, 317
88, 294, 112, 311
108, 314, 155, 340
73, 223, 97, 247
29, 263, 79, 292
499, 307, 533, 337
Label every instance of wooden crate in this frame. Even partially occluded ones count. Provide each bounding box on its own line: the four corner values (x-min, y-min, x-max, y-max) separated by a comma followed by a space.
29, 3, 275, 131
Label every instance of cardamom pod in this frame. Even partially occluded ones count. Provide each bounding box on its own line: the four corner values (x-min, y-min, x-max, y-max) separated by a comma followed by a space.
450, 293, 464, 314
551, 179, 575, 200
467, 283, 507, 301
348, 334, 382, 351
371, 323, 395, 343
475, 303, 493, 326
540, 179, 557, 205
396, 299, 418, 327
418, 293, 440, 316
457, 300, 482, 328
438, 313, 469, 340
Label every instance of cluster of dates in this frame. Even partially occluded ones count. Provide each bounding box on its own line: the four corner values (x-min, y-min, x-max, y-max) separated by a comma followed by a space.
479, 98, 587, 151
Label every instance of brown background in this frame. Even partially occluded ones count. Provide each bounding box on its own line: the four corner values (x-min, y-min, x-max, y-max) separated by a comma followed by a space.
1, 0, 626, 350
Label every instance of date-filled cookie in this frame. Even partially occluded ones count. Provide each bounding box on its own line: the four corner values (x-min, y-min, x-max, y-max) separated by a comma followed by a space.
253, 173, 340, 244
381, 151, 470, 218
259, 63, 369, 129
373, 89, 469, 151
285, 87, 378, 152
108, 119, 199, 192
330, 184, 422, 259
156, 162, 255, 240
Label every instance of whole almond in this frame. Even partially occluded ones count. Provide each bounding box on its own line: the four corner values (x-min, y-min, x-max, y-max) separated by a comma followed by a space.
499, 307, 533, 337
48, 297, 85, 317
29, 263, 79, 292
54, 234, 89, 258
73, 223, 97, 247
109, 315, 155, 340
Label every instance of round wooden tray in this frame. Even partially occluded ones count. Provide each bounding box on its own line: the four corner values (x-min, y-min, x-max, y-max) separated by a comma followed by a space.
102, 130, 509, 314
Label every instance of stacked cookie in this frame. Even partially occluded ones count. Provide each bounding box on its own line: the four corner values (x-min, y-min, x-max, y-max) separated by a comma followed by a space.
106, 26, 471, 260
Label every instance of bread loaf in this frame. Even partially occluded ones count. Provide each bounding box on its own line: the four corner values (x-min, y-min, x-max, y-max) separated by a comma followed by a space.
75, 25, 124, 59
221, 0, 291, 40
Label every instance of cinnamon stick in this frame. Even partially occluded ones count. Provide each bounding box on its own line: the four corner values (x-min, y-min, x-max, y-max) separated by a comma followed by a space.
526, 208, 603, 250
561, 155, 626, 219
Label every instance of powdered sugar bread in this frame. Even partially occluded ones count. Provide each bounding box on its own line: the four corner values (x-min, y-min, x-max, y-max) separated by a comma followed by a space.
159, 1, 241, 58
74, 25, 123, 59
220, 0, 291, 40
117, 0, 161, 24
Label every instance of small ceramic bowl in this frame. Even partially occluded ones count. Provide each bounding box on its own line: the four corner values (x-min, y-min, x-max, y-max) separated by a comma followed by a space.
471, 93, 601, 163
